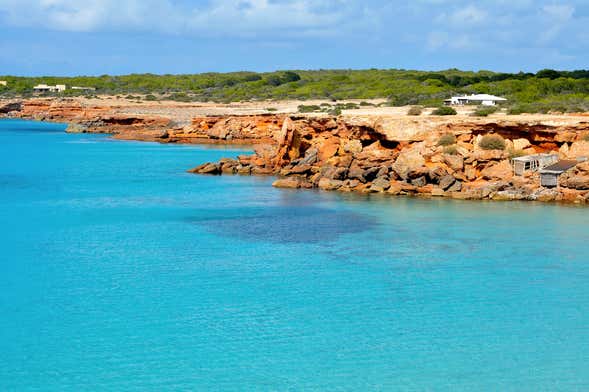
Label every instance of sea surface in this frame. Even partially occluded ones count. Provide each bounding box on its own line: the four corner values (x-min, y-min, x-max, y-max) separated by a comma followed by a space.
1, 119, 589, 391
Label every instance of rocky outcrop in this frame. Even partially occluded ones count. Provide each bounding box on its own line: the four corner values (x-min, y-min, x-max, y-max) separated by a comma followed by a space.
190, 114, 589, 204
4, 97, 589, 204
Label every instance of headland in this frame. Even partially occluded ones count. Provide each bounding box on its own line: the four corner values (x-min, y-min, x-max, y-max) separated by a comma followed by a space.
2, 96, 589, 204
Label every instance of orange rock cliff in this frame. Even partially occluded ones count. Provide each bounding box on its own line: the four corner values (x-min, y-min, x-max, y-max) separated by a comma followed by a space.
3, 98, 589, 203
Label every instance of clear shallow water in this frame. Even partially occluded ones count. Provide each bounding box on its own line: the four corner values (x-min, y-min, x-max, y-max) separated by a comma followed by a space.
1, 119, 589, 391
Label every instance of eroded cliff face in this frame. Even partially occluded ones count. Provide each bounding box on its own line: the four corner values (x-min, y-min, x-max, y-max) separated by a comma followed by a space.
1, 99, 173, 137
4, 98, 589, 203
190, 114, 589, 203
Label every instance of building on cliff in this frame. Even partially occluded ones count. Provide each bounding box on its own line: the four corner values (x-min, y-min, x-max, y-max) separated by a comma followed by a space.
71, 86, 96, 91
33, 84, 66, 93
512, 154, 558, 176
444, 94, 507, 106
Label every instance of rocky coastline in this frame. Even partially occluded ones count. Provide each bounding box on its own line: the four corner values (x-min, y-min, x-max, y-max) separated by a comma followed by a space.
3, 97, 589, 204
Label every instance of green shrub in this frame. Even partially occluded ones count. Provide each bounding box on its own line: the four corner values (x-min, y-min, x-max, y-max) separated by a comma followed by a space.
508, 148, 526, 159
407, 106, 423, 116
472, 105, 498, 117
443, 145, 459, 155
265, 107, 277, 112
437, 133, 457, 146
479, 134, 506, 150
583, 134, 589, 142
328, 107, 342, 116
432, 106, 457, 116
360, 101, 375, 106
145, 94, 157, 101
298, 104, 321, 113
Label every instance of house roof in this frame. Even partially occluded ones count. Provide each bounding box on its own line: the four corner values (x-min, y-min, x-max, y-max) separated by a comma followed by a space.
448, 94, 507, 101
540, 160, 578, 174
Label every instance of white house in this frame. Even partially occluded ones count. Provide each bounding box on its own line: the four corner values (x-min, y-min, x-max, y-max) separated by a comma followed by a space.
444, 94, 507, 106
71, 86, 96, 91
33, 84, 66, 93
0, 81, 7, 86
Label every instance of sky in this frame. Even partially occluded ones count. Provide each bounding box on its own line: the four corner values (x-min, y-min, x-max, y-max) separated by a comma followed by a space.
0, 0, 588, 76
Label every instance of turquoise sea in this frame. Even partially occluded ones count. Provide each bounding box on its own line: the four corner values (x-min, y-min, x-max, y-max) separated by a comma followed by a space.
1, 119, 589, 391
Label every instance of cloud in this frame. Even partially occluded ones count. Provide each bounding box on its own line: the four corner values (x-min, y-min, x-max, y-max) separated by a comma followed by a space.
0, 0, 353, 37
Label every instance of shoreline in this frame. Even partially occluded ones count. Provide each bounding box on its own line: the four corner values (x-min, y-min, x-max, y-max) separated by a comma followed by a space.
2, 97, 589, 205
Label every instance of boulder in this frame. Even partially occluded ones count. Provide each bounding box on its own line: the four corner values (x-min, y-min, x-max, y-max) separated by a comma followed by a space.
443, 154, 464, 171
439, 175, 456, 191
473, 149, 507, 161
568, 141, 589, 159
446, 180, 462, 192
560, 175, 589, 190
369, 176, 391, 192
189, 162, 220, 175
318, 178, 344, 191
65, 123, 88, 133
411, 176, 427, 187
272, 178, 301, 189
480, 160, 513, 181
513, 138, 531, 150
392, 149, 426, 180
342, 139, 363, 154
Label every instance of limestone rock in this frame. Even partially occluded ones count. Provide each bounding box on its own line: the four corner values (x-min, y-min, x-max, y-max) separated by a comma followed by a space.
318, 178, 344, 191
480, 161, 513, 181
392, 148, 426, 180
273, 178, 301, 189
513, 138, 531, 150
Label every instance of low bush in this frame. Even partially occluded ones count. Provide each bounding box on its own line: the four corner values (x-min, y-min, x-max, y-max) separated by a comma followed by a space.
432, 106, 457, 116
508, 148, 526, 159
443, 145, 459, 155
583, 134, 589, 142
437, 133, 457, 146
472, 105, 498, 117
298, 104, 321, 113
265, 107, 277, 112
407, 106, 423, 116
145, 94, 158, 101
479, 134, 506, 150
328, 107, 342, 116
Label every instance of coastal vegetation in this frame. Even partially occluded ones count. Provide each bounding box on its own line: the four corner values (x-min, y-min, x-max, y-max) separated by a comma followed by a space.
407, 106, 423, 116
479, 135, 506, 150
437, 133, 457, 146
2, 68, 589, 113
472, 105, 499, 117
431, 106, 457, 116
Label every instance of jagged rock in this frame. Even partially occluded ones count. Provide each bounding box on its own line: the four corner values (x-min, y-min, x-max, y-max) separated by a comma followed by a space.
189, 162, 220, 175
348, 161, 366, 182
318, 178, 344, 191
392, 148, 425, 180
288, 164, 313, 175
513, 138, 531, 150
273, 178, 301, 188
447, 180, 462, 192
560, 175, 589, 190
370, 176, 391, 192
318, 138, 340, 161
0, 101, 22, 114
568, 141, 589, 159
237, 165, 251, 175
320, 165, 347, 180
431, 188, 445, 197
65, 123, 89, 133
443, 154, 464, 171
439, 175, 456, 190
299, 147, 319, 165
342, 139, 363, 154
411, 176, 427, 187
474, 149, 507, 161
481, 160, 513, 181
